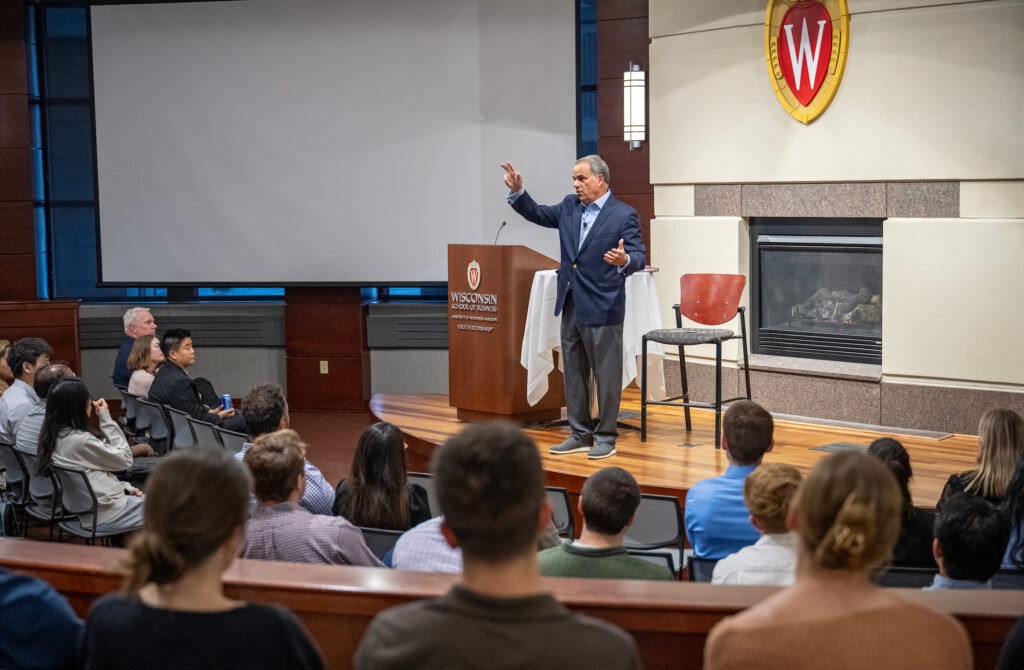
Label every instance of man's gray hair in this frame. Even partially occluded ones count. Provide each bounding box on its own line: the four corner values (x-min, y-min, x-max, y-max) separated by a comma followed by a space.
576, 154, 610, 186
122, 306, 151, 334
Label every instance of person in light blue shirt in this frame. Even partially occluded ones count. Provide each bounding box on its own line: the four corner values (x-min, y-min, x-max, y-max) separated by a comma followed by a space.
924, 492, 1009, 590
684, 400, 774, 559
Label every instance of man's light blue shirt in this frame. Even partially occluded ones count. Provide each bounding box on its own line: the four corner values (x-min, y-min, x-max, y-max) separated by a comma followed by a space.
684, 464, 760, 559
923, 574, 993, 590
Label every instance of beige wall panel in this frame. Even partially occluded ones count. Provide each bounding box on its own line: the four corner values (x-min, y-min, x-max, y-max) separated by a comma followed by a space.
650, 1, 1024, 184
650, 1, 991, 38
653, 184, 695, 217
961, 181, 1024, 219
650, 216, 748, 362
883, 218, 1024, 388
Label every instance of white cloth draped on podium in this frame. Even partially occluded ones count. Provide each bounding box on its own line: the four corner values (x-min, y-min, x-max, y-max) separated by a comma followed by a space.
520, 269, 667, 406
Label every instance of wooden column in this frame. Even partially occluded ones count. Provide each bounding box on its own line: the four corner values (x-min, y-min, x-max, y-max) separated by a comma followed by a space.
284, 287, 369, 411
0, 0, 36, 299
597, 1, 653, 262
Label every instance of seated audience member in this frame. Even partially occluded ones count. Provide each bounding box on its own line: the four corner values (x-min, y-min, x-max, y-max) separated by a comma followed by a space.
0, 338, 52, 490
712, 463, 802, 586
925, 493, 1010, 590
112, 306, 157, 388
237, 383, 334, 515
81, 447, 323, 670
238, 429, 382, 567
937, 408, 1024, 512
14, 362, 74, 456
37, 377, 144, 532
391, 516, 463, 573
147, 328, 246, 432
0, 566, 82, 669
999, 615, 1024, 670
867, 437, 936, 568
1002, 455, 1024, 568
126, 334, 164, 399
685, 400, 774, 559
0, 338, 12, 396
704, 451, 971, 670
392, 514, 560, 574
538, 467, 672, 581
334, 422, 430, 530
354, 422, 642, 669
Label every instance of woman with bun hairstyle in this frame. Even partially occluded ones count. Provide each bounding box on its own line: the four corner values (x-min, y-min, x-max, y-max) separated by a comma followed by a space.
81, 448, 323, 670
938, 408, 1024, 512
866, 437, 936, 568
705, 451, 971, 670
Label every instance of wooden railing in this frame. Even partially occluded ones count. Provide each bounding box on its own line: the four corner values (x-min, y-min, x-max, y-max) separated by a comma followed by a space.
1, 539, 1019, 670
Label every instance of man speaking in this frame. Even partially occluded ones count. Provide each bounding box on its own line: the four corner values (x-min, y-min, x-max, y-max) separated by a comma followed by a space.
501, 156, 646, 459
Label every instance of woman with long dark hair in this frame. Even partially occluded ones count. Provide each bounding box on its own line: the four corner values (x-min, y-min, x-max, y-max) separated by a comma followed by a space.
866, 437, 936, 568
81, 448, 323, 669
37, 377, 143, 532
333, 422, 430, 530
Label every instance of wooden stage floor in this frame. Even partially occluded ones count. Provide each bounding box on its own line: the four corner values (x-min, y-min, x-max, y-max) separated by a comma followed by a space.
370, 388, 978, 507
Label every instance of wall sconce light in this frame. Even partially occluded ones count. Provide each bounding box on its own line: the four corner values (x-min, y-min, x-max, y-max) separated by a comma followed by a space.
623, 62, 646, 150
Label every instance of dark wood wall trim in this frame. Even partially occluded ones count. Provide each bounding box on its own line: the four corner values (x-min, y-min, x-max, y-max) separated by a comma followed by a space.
0, 0, 36, 300
596, 1, 652, 262
285, 287, 369, 411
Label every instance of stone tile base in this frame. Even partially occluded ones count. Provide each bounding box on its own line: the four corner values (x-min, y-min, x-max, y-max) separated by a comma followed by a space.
655, 359, 1024, 435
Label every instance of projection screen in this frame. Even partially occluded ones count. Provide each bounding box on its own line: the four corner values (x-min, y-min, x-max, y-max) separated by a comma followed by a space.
91, 0, 575, 284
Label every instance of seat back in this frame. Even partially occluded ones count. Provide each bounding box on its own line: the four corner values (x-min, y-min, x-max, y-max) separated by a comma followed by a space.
215, 426, 249, 456
679, 274, 746, 327
992, 568, 1024, 590
0, 441, 24, 494
12, 446, 54, 502
164, 406, 196, 450
406, 472, 440, 518
687, 555, 719, 583
136, 398, 170, 455
876, 565, 938, 588
358, 527, 404, 560
628, 549, 676, 576
623, 493, 684, 550
545, 486, 576, 540
50, 465, 99, 521
117, 389, 140, 434
187, 417, 223, 448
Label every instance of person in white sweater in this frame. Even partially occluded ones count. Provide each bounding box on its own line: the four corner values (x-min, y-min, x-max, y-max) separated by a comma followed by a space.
712, 462, 802, 586
37, 377, 144, 532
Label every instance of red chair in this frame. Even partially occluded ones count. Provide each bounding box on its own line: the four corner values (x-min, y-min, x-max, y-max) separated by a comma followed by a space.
640, 273, 751, 448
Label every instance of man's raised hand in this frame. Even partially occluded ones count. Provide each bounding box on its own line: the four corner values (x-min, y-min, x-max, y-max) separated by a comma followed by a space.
500, 162, 523, 193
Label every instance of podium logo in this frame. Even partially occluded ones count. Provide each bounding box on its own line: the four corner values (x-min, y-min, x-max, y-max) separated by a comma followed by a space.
467, 260, 481, 291
765, 0, 849, 124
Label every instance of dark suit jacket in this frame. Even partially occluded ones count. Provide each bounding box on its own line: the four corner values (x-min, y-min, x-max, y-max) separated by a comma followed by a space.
511, 191, 646, 326
147, 360, 223, 426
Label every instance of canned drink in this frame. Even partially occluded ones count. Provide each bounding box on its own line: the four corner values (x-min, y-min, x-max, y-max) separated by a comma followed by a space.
221, 394, 233, 410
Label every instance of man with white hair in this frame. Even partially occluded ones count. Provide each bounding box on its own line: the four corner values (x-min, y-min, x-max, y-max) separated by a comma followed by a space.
111, 307, 157, 388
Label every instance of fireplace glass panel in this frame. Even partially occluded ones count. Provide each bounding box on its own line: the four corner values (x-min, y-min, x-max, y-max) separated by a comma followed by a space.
757, 236, 882, 364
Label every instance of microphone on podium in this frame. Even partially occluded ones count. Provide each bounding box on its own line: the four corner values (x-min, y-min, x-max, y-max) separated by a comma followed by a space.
493, 221, 507, 245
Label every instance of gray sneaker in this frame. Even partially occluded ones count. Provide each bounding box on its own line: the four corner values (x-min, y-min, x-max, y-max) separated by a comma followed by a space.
587, 442, 617, 460
549, 435, 593, 455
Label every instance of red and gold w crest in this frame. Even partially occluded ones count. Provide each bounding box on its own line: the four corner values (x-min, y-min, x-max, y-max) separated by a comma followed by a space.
765, 0, 849, 124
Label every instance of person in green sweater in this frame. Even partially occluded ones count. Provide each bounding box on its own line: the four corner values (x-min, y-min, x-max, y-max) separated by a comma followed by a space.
538, 466, 673, 581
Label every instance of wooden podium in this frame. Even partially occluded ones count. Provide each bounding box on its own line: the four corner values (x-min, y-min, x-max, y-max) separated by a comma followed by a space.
448, 244, 564, 423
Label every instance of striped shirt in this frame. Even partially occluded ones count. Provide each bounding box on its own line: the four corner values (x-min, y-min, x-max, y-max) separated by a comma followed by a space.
238, 501, 383, 567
